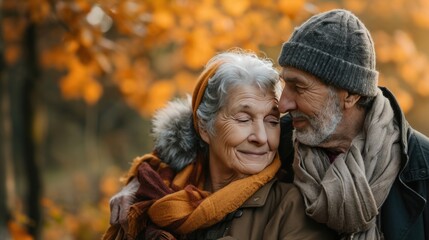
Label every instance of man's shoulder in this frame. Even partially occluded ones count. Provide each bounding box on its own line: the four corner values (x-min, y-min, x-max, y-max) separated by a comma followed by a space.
407, 128, 429, 163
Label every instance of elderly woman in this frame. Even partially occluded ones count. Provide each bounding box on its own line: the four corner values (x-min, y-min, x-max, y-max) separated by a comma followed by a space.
103, 50, 335, 239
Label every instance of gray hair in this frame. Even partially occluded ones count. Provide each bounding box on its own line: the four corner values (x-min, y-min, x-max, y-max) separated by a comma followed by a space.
196, 50, 281, 136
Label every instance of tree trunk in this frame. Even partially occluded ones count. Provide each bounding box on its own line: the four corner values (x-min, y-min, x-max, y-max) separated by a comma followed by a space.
0, 36, 12, 240
0, 1, 12, 238
1, 0, 41, 238
21, 22, 41, 239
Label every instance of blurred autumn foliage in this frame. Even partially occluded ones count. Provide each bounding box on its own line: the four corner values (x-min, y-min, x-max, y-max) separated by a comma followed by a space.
1, 0, 429, 239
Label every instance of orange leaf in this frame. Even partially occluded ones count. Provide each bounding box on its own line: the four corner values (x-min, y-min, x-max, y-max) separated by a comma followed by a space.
395, 89, 414, 113
196, 2, 220, 22
411, 9, 429, 29
221, 0, 250, 17
4, 44, 21, 65
183, 28, 215, 69
143, 80, 176, 116
417, 74, 429, 97
119, 78, 138, 95
373, 31, 393, 63
8, 222, 33, 240
100, 175, 121, 196
392, 31, 416, 63
174, 71, 197, 95
344, 0, 367, 13
399, 63, 419, 85
83, 80, 103, 105
153, 10, 175, 29
278, 0, 306, 18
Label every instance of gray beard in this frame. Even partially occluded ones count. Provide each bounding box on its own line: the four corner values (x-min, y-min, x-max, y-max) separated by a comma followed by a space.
293, 89, 343, 146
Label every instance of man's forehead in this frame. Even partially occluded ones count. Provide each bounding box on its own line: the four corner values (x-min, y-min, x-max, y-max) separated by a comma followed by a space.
280, 67, 308, 79
280, 67, 325, 85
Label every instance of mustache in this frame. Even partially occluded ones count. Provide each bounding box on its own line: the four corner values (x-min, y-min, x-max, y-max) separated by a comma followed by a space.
290, 111, 309, 119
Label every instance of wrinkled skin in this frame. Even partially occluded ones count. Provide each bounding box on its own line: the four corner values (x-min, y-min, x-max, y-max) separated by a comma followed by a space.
109, 177, 139, 228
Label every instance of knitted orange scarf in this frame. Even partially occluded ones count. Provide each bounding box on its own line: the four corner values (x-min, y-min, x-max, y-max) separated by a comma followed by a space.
120, 152, 280, 239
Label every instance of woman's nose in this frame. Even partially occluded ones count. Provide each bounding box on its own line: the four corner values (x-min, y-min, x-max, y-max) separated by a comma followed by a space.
248, 121, 268, 144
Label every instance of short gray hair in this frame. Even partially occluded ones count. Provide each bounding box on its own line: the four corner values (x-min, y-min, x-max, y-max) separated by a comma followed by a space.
196, 50, 281, 136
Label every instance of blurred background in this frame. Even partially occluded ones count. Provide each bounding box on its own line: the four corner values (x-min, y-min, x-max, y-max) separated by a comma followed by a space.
1, 0, 428, 239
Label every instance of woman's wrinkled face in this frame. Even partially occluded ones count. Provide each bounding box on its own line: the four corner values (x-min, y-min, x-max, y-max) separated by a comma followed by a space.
200, 84, 280, 178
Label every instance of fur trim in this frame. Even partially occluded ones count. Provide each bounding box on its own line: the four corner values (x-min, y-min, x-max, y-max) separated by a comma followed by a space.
151, 96, 202, 171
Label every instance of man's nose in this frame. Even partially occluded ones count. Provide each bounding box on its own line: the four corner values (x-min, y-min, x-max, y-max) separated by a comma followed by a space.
279, 87, 296, 113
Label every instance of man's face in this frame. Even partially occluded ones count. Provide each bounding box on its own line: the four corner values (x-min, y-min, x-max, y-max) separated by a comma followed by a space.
279, 67, 343, 146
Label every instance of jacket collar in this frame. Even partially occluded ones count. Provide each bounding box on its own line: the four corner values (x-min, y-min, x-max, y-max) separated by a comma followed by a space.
241, 179, 276, 207
380, 87, 429, 182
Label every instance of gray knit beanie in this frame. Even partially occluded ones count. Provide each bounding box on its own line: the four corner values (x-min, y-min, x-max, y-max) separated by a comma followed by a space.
278, 9, 378, 96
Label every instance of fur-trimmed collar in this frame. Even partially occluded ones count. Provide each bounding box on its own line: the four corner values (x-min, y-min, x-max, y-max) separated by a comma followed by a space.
151, 96, 203, 171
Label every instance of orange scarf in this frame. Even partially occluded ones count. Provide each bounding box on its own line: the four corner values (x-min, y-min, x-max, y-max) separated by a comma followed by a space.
149, 156, 280, 234
111, 152, 280, 239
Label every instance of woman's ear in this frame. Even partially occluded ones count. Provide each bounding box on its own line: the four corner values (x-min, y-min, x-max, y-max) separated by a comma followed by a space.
344, 92, 361, 109
199, 127, 210, 144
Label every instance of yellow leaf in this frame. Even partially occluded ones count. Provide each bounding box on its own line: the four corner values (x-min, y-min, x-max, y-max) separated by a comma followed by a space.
174, 71, 197, 94
417, 74, 429, 96
196, 2, 220, 22
411, 9, 429, 29
277, 16, 293, 42
373, 31, 393, 63
183, 28, 215, 69
153, 10, 175, 29
344, 0, 367, 14
143, 80, 176, 116
278, 0, 306, 18
221, 0, 250, 17
100, 175, 121, 196
112, 52, 131, 71
392, 31, 416, 63
399, 63, 419, 85
119, 78, 138, 95
212, 15, 234, 34
317, 2, 340, 12
395, 89, 413, 113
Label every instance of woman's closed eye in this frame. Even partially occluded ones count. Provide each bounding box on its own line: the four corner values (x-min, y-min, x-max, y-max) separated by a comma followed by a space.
265, 116, 280, 126
234, 117, 251, 123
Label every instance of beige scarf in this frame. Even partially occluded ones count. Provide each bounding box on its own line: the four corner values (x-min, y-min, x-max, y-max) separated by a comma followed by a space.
293, 89, 401, 239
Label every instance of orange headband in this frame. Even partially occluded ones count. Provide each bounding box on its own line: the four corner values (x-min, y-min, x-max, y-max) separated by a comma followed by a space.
191, 61, 223, 133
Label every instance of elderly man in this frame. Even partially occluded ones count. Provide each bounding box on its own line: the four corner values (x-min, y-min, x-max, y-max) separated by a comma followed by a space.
277, 9, 429, 240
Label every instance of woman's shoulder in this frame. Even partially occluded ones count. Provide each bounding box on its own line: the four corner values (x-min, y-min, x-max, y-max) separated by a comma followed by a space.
268, 179, 303, 202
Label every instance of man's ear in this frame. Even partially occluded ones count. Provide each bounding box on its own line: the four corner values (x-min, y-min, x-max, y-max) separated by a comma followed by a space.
199, 127, 210, 144
344, 92, 361, 109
